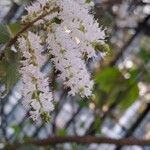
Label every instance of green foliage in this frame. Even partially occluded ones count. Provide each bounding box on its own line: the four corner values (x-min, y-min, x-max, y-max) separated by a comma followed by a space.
94, 67, 139, 111
0, 22, 20, 95
0, 49, 19, 96
119, 84, 139, 110
0, 24, 12, 44
8, 21, 21, 36
0, 22, 21, 44
93, 116, 102, 133
95, 67, 125, 93
11, 124, 22, 141
56, 129, 68, 136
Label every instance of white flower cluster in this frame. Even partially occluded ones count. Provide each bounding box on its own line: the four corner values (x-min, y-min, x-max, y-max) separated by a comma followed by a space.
18, 32, 54, 121
18, 0, 106, 121
47, 26, 94, 97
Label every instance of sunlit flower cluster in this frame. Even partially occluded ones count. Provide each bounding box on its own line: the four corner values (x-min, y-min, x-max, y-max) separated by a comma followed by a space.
18, 0, 106, 121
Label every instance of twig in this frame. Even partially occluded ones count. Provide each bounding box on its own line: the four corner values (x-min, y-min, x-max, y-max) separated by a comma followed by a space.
5, 7, 59, 48
4, 136, 150, 150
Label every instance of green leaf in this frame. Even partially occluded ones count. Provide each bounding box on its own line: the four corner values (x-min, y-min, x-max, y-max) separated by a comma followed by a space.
95, 67, 125, 93
119, 84, 139, 110
56, 129, 67, 137
11, 124, 21, 141
0, 24, 12, 44
0, 22, 21, 44
8, 21, 21, 36
93, 116, 102, 133
0, 50, 19, 96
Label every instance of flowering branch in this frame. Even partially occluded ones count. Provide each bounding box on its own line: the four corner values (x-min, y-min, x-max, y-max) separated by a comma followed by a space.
1, 0, 107, 122
4, 136, 150, 150
5, 7, 59, 48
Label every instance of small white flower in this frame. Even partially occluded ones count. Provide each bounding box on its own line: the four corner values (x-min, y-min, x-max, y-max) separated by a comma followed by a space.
18, 32, 54, 121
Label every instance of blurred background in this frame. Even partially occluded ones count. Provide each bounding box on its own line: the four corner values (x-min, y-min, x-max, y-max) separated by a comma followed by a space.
0, 0, 150, 150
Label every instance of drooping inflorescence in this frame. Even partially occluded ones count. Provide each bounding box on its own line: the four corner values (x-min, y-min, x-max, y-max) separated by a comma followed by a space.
18, 0, 106, 121
18, 32, 54, 122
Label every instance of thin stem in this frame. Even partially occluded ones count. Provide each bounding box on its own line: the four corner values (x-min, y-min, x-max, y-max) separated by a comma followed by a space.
4, 136, 150, 150
5, 7, 59, 48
